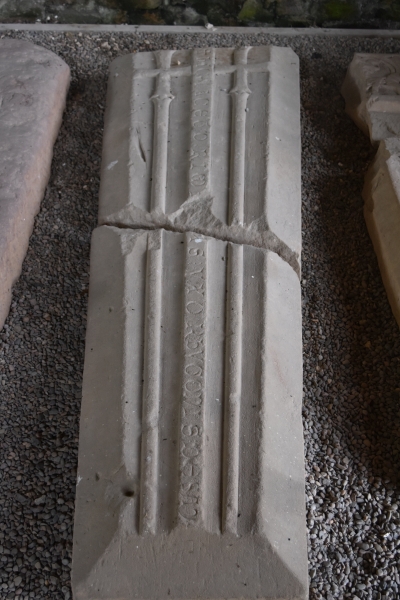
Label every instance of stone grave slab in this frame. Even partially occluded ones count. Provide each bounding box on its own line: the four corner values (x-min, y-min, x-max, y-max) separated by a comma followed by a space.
363, 138, 400, 325
99, 46, 301, 264
73, 44, 307, 599
72, 226, 308, 600
0, 39, 70, 329
342, 53, 400, 143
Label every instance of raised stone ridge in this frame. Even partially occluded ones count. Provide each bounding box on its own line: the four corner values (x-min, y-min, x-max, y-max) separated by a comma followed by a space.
342, 53, 400, 143
72, 226, 308, 600
363, 138, 400, 325
99, 46, 301, 272
0, 38, 70, 329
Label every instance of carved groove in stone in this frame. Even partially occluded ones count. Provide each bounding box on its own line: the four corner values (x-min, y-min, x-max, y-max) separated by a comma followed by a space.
229, 47, 251, 226
150, 51, 175, 213
223, 243, 243, 534
140, 230, 163, 534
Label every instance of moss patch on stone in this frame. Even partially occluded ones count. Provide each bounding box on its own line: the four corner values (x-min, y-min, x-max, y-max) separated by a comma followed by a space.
238, 0, 269, 22
323, 0, 356, 20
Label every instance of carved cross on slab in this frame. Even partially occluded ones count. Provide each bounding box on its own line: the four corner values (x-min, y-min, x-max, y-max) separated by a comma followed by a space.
72, 45, 307, 600
132, 47, 271, 224
100, 46, 302, 263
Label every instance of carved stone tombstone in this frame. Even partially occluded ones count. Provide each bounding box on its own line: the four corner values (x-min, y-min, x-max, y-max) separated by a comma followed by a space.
72, 47, 308, 600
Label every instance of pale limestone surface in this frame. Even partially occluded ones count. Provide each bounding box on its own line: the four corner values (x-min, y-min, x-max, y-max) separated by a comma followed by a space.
99, 46, 301, 268
73, 45, 307, 599
342, 53, 400, 143
0, 39, 70, 329
363, 138, 400, 326
72, 226, 307, 600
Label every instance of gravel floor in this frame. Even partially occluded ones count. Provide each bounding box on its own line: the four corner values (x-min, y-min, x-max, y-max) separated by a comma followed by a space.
0, 28, 399, 600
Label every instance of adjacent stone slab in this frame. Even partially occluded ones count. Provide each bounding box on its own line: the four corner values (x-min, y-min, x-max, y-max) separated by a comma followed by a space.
99, 46, 301, 265
342, 53, 400, 326
0, 39, 70, 329
363, 138, 400, 325
72, 226, 308, 600
342, 53, 400, 143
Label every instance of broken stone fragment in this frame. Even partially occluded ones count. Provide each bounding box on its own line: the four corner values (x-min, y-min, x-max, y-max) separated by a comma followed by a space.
363, 138, 400, 325
98, 46, 301, 265
342, 53, 400, 143
0, 39, 70, 329
72, 226, 308, 600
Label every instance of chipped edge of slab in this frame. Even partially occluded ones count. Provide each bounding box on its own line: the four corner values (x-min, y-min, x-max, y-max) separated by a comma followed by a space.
363, 139, 400, 326
341, 55, 371, 138
341, 53, 400, 143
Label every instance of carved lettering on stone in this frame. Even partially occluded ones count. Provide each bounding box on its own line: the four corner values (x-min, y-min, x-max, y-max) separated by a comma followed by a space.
72, 44, 306, 600
178, 234, 207, 526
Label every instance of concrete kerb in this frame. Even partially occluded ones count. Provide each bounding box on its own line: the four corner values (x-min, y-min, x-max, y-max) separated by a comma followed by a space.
2, 23, 400, 37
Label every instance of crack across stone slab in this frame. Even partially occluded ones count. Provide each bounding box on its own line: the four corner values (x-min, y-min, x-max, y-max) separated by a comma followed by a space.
98, 46, 301, 279
101, 218, 301, 279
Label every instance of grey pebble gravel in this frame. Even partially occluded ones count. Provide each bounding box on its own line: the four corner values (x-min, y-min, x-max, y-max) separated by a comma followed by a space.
0, 28, 399, 600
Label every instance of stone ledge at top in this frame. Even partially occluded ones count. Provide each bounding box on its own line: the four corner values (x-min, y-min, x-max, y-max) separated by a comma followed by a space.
342, 53, 400, 143
72, 225, 308, 600
363, 138, 400, 326
99, 46, 301, 270
0, 38, 70, 329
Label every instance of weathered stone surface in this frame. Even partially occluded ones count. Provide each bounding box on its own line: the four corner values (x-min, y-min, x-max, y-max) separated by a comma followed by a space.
363, 138, 400, 325
72, 225, 308, 600
0, 39, 70, 329
99, 46, 301, 267
342, 53, 400, 143
73, 44, 306, 598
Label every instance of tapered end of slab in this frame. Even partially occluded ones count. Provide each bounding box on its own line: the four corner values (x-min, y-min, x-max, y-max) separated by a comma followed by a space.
0, 39, 70, 329
362, 139, 400, 326
72, 226, 308, 600
342, 53, 400, 143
